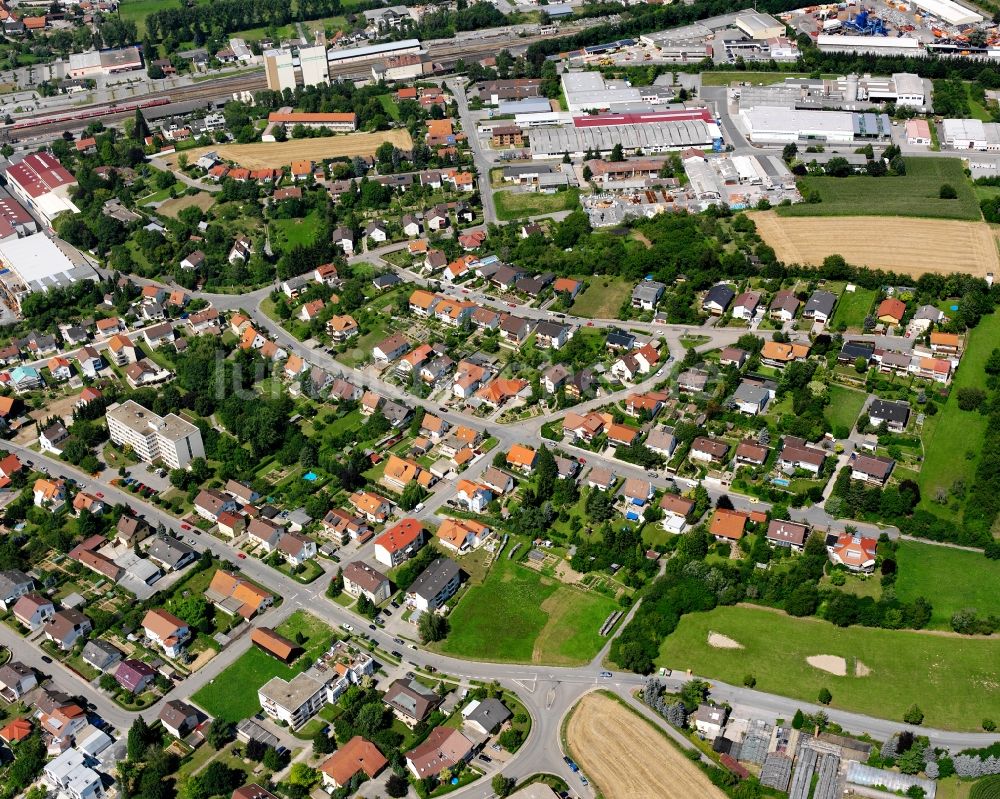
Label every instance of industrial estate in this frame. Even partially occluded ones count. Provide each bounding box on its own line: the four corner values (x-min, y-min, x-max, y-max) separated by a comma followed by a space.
0, 1, 997, 799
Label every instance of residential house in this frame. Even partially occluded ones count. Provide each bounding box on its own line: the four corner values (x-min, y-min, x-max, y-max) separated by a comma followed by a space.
0, 661, 37, 701
277, 532, 317, 566
777, 436, 826, 474
475, 377, 529, 408
829, 533, 878, 572
709, 509, 748, 541
645, 428, 677, 458
33, 477, 67, 508
734, 440, 768, 467
533, 321, 570, 350
693, 704, 729, 739
47, 356, 72, 381
660, 494, 695, 534
0, 570, 32, 611
146, 536, 197, 572
453, 360, 489, 399
877, 298, 906, 325
205, 570, 274, 619
384, 678, 442, 728
142, 609, 190, 658
44, 608, 92, 650
406, 727, 473, 780
867, 398, 909, 432
321, 509, 371, 544
320, 737, 387, 790
463, 698, 512, 736
373, 333, 410, 364
9, 365, 42, 393
768, 290, 800, 322
247, 518, 283, 552
194, 488, 237, 522
12, 593, 54, 630
142, 322, 175, 348
373, 519, 425, 568
909, 304, 944, 333
850, 452, 894, 485
81, 640, 122, 673
760, 340, 810, 368
482, 466, 514, 495
349, 491, 392, 524
159, 699, 200, 739
731, 381, 770, 415
332, 227, 355, 254
690, 437, 729, 463
43, 749, 104, 799
180, 250, 205, 271
803, 290, 837, 323
436, 518, 490, 553
115, 658, 156, 694
719, 347, 747, 368
929, 331, 961, 354
499, 315, 534, 347
327, 314, 358, 342
77, 347, 104, 378
766, 519, 809, 551
732, 291, 761, 320
703, 284, 735, 315
342, 561, 391, 604
631, 281, 666, 311
506, 444, 537, 472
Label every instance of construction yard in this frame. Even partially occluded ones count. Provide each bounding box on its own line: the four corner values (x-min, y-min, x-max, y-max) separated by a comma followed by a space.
750, 212, 1000, 278
565, 692, 728, 799
165, 130, 414, 169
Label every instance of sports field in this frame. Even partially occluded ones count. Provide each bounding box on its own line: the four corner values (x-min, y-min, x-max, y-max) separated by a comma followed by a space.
751, 212, 1000, 278
164, 130, 413, 170
565, 693, 727, 799
435, 555, 618, 665
896, 541, 1000, 629
778, 158, 981, 220
658, 606, 1000, 730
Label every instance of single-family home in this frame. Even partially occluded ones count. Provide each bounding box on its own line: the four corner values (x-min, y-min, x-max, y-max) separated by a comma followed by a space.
766, 519, 810, 551
703, 284, 735, 315
829, 533, 878, 572
732, 290, 761, 320
142, 609, 190, 658
690, 437, 729, 463
342, 561, 391, 604
320, 737, 387, 790
159, 699, 200, 739
115, 658, 157, 694
877, 298, 906, 325
44, 608, 92, 650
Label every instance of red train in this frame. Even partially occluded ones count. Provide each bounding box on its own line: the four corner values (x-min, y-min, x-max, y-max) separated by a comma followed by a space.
7, 96, 171, 131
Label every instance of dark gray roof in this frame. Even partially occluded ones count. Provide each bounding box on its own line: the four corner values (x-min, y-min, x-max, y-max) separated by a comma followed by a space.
0, 569, 31, 598
147, 535, 196, 569
868, 399, 909, 425
703, 284, 735, 309
409, 557, 460, 601
840, 340, 874, 360
465, 698, 511, 732
804, 290, 837, 318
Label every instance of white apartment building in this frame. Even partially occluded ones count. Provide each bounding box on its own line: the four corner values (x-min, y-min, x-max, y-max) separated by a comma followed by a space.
106, 400, 204, 469
258, 673, 327, 728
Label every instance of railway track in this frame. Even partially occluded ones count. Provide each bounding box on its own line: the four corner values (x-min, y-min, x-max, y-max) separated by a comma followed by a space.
5, 22, 598, 140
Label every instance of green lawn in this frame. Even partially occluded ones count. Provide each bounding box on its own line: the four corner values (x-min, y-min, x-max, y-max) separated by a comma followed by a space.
824, 385, 867, 431
435, 555, 618, 665
493, 188, 580, 221
830, 287, 875, 330
658, 605, 1000, 730
572, 276, 632, 319
270, 211, 322, 253
895, 540, 1000, 629
917, 311, 1000, 517
117, 0, 173, 34
191, 610, 335, 721
377, 94, 401, 121
191, 647, 297, 721
778, 158, 982, 220
974, 184, 1000, 201
701, 71, 823, 86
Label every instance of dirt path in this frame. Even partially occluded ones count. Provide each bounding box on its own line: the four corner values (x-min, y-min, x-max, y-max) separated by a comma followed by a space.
750, 211, 999, 277
566, 692, 728, 799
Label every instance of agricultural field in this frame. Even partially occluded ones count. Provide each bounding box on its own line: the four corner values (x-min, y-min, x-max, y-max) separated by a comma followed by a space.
571, 276, 633, 319
751, 212, 999, 278
829, 286, 876, 330
895, 540, 1000, 629
824, 384, 867, 432
565, 692, 727, 799
493, 188, 580, 221
166, 130, 413, 170
434, 554, 618, 665
658, 605, 1000, 730
917, 311, 1000, 518
777, 158, 981, 220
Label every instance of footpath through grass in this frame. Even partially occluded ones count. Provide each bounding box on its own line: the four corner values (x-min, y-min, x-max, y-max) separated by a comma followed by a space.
435, 554, 618, 665
895, 540, 1000, 629
917, 311, 1000, 519
659, 605, 1000, 730
777, 158, 981, 221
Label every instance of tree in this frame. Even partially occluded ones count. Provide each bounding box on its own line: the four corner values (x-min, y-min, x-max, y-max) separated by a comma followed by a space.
791, 709, 805, 729
312, 729, 334, 754
491, 774, 515, 797
127, 716, 152, 761
134, 109, 150, 141
818, 687, 832, 705
609, 143, 624, 162
903, 705, 925, 725
957, 387, 986, 411
385, 774, 409, 798
205, 719, 235, 750
263, 746, 287, 771
782, 143, 798, 162
939, 183, 958, 199
418, 612, 449, 643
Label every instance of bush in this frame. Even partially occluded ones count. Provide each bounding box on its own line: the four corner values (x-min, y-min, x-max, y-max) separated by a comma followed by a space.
903, 704, 924, 725
939, 183, 958, 199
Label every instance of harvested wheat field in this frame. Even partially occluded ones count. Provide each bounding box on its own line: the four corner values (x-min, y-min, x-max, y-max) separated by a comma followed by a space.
164, 130, 414, 170
750, 211, 1000, 278
566, 692, 727, 799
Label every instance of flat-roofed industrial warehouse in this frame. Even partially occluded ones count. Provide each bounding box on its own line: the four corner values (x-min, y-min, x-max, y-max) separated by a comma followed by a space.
911, 0, 982, 24
529, 120, 718, 158
739, 107, 891, 144
327, 38, 421, 65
